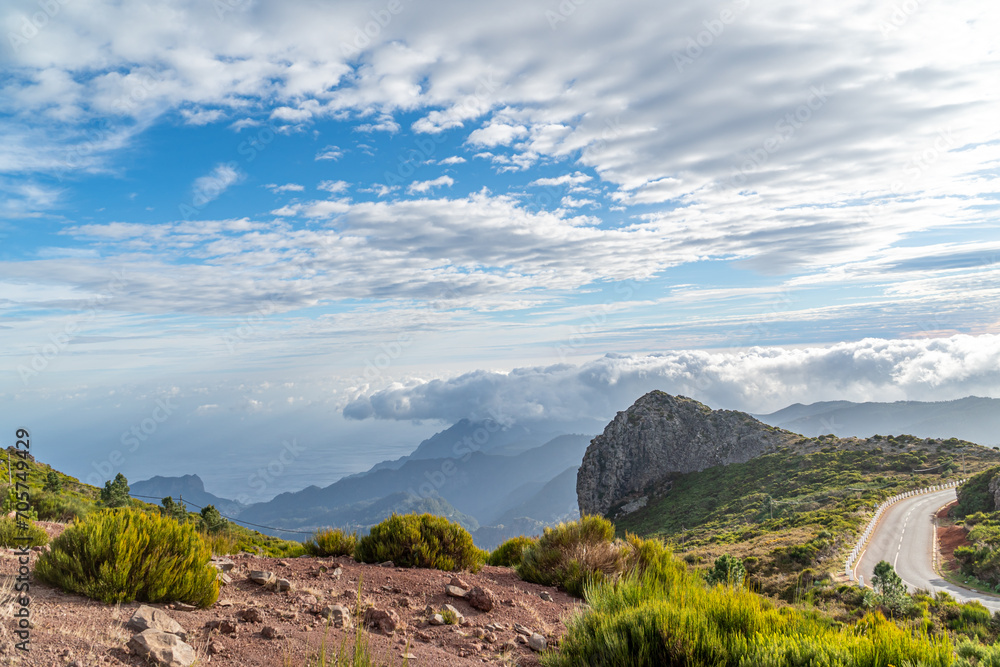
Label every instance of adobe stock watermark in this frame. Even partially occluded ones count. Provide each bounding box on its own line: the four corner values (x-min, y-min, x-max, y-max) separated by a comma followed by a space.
878, 0, 928, 37
214, 0, 249, 20
85, 395, 178, 487
7, 0, 71, 53
724, 85, 830, 190
854, 126, 960, 224
17, 270, 127, 385
891, 127, 957, 195
180, 119, 284, 219
351, 333, 414, 388
545, 0, 588, 31
672, 0, 751, 73
234, 439, 306, 504
339, 0, 415, 58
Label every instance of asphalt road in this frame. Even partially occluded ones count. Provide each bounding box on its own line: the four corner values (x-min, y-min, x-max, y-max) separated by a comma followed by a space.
855, 488, 1000, 611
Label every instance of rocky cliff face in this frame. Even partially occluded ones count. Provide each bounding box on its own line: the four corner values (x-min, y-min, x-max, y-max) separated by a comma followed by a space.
577, 391, 799, 516
987, 474, 1000, 512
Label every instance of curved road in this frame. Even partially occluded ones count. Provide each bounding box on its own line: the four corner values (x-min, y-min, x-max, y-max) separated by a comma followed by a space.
855, 488, 1000, 611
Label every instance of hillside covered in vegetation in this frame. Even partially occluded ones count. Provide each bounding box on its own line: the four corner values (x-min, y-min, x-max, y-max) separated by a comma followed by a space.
612, 433, 999, 596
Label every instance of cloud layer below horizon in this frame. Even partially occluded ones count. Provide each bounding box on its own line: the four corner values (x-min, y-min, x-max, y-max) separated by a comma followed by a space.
345, 335, 1000, 422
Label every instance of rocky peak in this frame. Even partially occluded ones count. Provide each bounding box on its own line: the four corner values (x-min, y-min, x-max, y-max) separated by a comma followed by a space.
577, 391, 798, 516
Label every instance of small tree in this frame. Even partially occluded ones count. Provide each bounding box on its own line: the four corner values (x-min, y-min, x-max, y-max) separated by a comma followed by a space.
199, 505, 226, 533
161, 496, 188, 522
872, 560, 909, 614
43, 471, 63, 494
100, 473, 130, 508
706, 554, 746, 587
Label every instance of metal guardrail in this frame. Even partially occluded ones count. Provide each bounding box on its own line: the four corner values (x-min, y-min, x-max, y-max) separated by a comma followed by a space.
844, 479, 966, 581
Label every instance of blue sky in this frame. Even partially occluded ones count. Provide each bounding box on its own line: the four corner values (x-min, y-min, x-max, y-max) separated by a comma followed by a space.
1, 0, 999, 499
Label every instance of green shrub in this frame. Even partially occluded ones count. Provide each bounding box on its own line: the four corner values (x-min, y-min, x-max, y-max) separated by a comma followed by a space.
517, 515, 623, 597
36, 508, 219, 607
0, 517, 48, 547
304, 527, 358, 557
956, 467, 1000, 518
1, 486, 38, 521
543, 554, 953, 667
354, 513, 486, 572
489, 535, 537, 567
33, 491, 91, 523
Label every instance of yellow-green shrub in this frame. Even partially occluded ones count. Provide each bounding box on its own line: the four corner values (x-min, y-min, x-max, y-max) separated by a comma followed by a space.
517, 515, 623, 597
544, 553, 953, 667
0, 517, 48, 547
489, 535, 537, 567
33, 491, 91, 523
304, 527, 358, 557
36, 508, 219, 607
354, 513, 486, 572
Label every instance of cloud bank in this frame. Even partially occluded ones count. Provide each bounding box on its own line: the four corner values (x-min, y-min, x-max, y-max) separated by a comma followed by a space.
344, 335, 1000, 422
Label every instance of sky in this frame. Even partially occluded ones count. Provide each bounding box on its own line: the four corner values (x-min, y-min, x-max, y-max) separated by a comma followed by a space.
1, 0, 999, 500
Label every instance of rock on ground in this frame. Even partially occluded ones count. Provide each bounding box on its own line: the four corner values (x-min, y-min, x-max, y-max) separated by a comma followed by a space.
126, 606, 188, 640
127, 629, 197, 667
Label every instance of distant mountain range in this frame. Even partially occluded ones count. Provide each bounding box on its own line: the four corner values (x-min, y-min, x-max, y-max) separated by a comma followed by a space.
132, 423, 593, 549
131, 395, 1000, 549
129, 474, 245, 517
757, 396, 1000, 446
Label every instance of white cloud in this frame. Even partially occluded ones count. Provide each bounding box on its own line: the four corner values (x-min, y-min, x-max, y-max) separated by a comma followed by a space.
344, 335, 1000, 421
439, 156, 466, 165
229, 118, 260, 132
529, 172, 593, 188
265, 183, 305, 193
560, 196, 597, 208
180, 108, 226, 125
467, 123, 528, 147
192, 163, 243, 206
407, 175, 455, 194
356, 114, 401, 133
318, 180, 350, 194
315, 145, 343, 161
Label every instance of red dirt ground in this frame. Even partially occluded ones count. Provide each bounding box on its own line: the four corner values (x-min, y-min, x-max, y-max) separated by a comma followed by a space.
936, 501, 971, 574
1, 546, 582, 666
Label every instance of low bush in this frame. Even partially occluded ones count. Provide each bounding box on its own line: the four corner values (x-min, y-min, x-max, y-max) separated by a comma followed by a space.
32, 491, 91, 523
36, 508, 219, 607
0, 517, 48, 547
488, 535, 537, 567
517, 515, 625, 597
354, 513, 486, 572
304, 528, 358, 557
